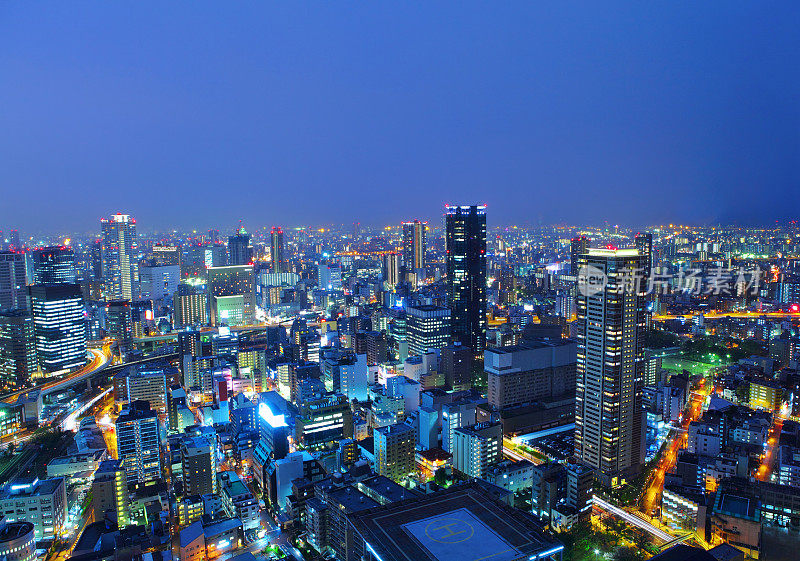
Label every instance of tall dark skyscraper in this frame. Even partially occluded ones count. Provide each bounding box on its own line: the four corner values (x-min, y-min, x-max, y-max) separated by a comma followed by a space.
270, 227, 286, 273
570, 236, 589, 275
574, 247, 646, 486
402, 220, 426, 271
445, 205, 487, 356
635, 232, 653, 275
227, 227, 252, 266
31, 246, 77, 284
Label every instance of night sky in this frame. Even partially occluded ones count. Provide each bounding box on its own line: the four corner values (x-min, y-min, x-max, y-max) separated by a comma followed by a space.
1, 3, 799, 234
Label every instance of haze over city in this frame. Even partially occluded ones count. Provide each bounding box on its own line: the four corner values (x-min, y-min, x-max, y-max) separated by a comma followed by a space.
2, 2, 799, 233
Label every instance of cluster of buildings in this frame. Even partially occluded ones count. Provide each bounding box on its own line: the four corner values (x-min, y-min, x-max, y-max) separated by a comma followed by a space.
5, 217, 800, 561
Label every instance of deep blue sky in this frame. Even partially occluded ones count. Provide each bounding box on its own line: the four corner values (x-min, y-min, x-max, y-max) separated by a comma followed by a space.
1, 3, 799, 234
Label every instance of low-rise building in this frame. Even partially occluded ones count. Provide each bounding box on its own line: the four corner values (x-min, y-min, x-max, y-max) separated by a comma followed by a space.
0, 477, 67, 540
46, 450, 106, 480
483, 459, 534, 504
180, 517, 242, 561
218, 471, 259, 530
0, 519, 35, 561
709, 490, 762, 560
453, 422, 502, 478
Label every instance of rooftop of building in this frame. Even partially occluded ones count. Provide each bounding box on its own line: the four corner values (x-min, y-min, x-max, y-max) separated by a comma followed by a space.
48, 450, 105, 466
117, 400, 157, 422
713, 491, 760, 522
375, 423, 415, 436
347, 481, 560, 561
326, 485, 380, 512
202, 516, 242, 539
179, 521, 204, 548
0, 476, 62, 499
218, 472, 250, 497
487, 339, 575, 353
357, 475, 418, 503
417, 448, 452, 463
0, 519, 34, 542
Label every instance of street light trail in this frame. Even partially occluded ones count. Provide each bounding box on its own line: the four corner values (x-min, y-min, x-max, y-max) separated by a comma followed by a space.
593, 496, 674, 542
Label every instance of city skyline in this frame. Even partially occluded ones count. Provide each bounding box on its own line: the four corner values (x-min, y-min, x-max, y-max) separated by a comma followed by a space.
0, 5, 799, 561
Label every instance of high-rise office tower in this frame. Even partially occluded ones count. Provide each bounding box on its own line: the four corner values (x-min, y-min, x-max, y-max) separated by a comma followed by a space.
106, 300, 133, 345
574, 247, 646, 485
0, 251, 29, 311
570, 236, 589, 275
173, 284, 208, 327
125, 368, 168, 414
151, 244, 181, 267
442, 400, 478, 453
227, 227, 252, 266
31, 247, 77, 284
383, 252, 401, 288
115, 400, 161, 485
101, 213, 139, 301
29, 284, 86, 373
402, 220, 426, 271
138, 261, 180, 301
635, 232, 654, 275
181, 243, 227, 279
90, 239, 103, 281
270, 227, 287, 274
499, 263, 517, 305
207, 265, 255, 326
405, 304, 451, 357
0, 310, 37, 388
440, 342, 473, 391
317, 263, 342, 291
445, 205, 487, 355
254, 400, 289, 462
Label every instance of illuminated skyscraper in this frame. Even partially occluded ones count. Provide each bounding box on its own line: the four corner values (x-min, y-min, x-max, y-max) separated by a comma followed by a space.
402, 220, 426, 271
270, 227, 286, 273
0, 251, 29, 310
570, 236, 589, 275
227, 227, 252, 266
151, 244, 181, 267
29, 283, 86, 373
101, 213, 139, 301
0, 310, 37, 388
445, 205, 487, 355
31, 246, 77, 284
207, 265, 255, 326
406, 304, 451, 357
635, 232, 654, 275
115, 400, 161, 485
574, 247, 646, 485
383, 252, 401, 288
